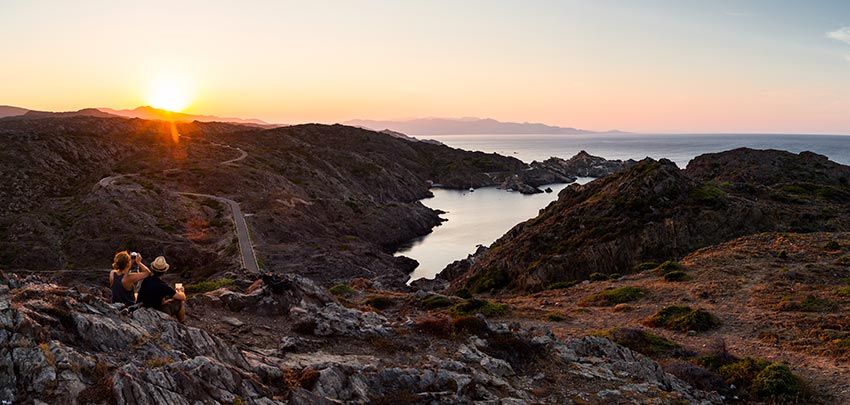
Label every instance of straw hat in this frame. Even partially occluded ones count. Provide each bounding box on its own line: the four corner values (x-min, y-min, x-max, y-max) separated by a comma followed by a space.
151, 256, 170, 272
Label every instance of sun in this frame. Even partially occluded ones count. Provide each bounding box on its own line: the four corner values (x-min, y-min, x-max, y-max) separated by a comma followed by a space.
146, 74, 194, 112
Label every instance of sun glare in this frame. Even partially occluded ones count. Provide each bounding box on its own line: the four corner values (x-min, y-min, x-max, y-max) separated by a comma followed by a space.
146, 74, 194, 112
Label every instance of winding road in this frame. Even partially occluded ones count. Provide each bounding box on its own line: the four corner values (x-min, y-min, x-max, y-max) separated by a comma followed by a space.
96, 141, 260, 274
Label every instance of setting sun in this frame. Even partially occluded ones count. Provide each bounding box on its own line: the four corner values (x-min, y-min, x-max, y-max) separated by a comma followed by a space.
146, 74, 194, 112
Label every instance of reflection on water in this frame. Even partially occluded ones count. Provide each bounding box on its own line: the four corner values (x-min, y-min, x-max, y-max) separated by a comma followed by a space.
400, 178, 594, 282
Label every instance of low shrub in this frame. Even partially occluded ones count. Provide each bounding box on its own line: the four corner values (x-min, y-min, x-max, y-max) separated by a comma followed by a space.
467, 268, 510, 293
451, 316, 490, 336
413, 315, 453, 337
607, 273, 622, 280
664, 360, 726, 392
589, 272, 608, 282
449, 299, 508, 317
835, 286, 850, 297
185, 277, 234, 294
663, 270, 690, 282
453, 288, 472, 299
718, 357, 769, 388
654, 261, 685, 275
690, 183, 726, 204
579, 286, 645, 307
645, 306, 720, 332
546, 280, 578, 290
825, 240, 841, 250
420, 294, 454, 309
365, 295, 396, 310
545, 311, 567, 322
328, 284, 355, 297
597, 327, 683, 357
633, 261, 659, 272
751, 363, 806, 401
777, 294, 837, 312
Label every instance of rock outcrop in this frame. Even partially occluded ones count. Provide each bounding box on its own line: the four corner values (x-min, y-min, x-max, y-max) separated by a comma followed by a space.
1, 272, 722, 404
500, 151, 635, 194
449, 148, 850, 292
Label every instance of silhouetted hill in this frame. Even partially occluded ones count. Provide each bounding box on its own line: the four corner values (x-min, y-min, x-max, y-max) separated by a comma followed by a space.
100, 106, 274, 126
346, 117, 610, 135
0, 105, 29, 118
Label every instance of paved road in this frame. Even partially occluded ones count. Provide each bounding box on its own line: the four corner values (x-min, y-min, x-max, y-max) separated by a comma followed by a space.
179, 192, 259, 273
95, 140, 260, 274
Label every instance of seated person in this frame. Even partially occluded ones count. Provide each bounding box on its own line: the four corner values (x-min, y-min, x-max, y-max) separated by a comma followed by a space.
137, 256, 186, 322
109, 251, 151, 306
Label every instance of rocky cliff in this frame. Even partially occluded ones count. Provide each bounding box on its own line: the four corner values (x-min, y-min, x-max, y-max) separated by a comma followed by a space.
448, 148, 850, 292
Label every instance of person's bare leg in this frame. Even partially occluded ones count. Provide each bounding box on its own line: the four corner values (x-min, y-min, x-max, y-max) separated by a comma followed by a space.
176, 301, 186, 323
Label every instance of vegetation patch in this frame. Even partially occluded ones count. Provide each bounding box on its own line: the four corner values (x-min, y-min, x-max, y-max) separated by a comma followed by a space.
453, 288, 472, 299
663, 270, 690, 282
633, 261, 659, 272
185, 277, 234, 294
545, 280, 578, 290
654, 261, 685, 275
777, 294, 837, 312
588, 272, 608, 282
596, 327, 683, 357
420, 294, 454, 309
365, 295, 396, 310
579, 286, 646, 307
412, 315, 452, 337
690, 183, 726, 205
329, 283, 355, 297
825, 240, 841, 250
467, 267, 511, 293
545, 311, 567, 322
751, 363, 806, 401
449, 299, 509, 317
835, 286, 850, 297
645, 306, 720, 332
451, 316, 490, 336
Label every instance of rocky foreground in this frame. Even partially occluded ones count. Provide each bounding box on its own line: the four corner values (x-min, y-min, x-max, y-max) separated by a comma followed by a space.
1, 272, 722, 404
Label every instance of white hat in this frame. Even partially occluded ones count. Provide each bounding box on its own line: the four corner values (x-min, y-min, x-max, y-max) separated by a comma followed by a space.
151, 256, 170, 272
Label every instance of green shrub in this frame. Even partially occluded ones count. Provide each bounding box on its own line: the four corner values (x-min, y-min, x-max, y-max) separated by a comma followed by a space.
589, 272, 608, 282
664, 270, 690, 282
329, 284, 355, 297
467, 268, 510, 293
449, 299, 509, 317
546, 280, 578, 290
655, 261, 685, 275
185, 278, 235, 294
633, 261, 659, 272
718, 358, 769, 388
751, 363, 805, 401
580, 286, 646, 307
690, 184, 726, 204
596, 327, 682, 357
420, 294, 454, 309
835, 286, 850, 297
365, 295, 396, 310
645, 306, 720, 332
608, 273, 622, 280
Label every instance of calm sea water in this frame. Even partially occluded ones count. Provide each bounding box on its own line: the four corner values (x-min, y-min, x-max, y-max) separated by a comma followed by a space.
400, 133, 850, 282
425, 133, 850, 167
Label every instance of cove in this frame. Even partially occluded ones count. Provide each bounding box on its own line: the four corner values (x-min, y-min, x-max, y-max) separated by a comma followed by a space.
399, 178, 595, 282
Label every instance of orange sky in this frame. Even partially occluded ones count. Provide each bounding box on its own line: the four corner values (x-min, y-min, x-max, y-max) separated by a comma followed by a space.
2, 1, 850, 133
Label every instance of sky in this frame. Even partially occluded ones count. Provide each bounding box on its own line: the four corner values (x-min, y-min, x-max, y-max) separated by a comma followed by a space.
2, 0, 850, 133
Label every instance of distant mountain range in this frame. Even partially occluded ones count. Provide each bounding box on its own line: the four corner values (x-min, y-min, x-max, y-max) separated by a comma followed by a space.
0, 105, 273, 127
346, 117, 621, 135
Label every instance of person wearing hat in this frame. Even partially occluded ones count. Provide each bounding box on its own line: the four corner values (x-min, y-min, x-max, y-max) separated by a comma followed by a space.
136, 256, 187, 322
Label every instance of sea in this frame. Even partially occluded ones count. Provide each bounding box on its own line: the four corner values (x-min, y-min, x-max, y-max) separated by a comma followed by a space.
399, 133, 850, 282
